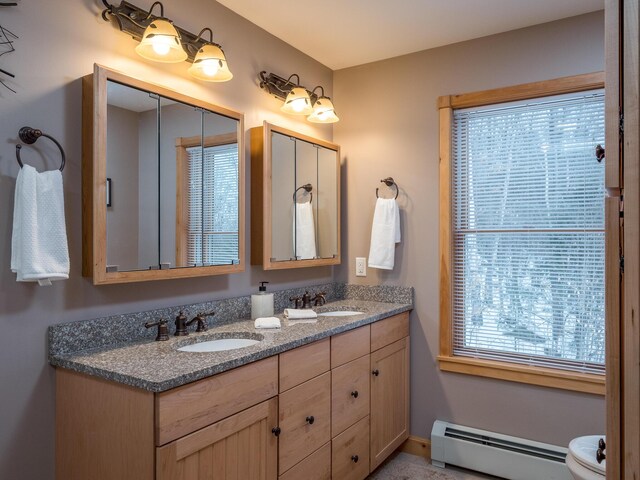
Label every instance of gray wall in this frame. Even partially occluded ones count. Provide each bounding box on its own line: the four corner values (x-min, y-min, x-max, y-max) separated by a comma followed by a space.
0, 1, 333, 479
333, 11, 606, 446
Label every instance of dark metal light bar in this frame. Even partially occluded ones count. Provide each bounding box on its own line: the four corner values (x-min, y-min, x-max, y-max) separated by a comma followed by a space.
101, 1, 222, 63
258, 71, 318, 104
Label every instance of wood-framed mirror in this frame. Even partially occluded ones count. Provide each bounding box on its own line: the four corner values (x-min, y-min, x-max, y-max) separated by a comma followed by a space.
250, 122, 340, 270
82, 64, 245, 284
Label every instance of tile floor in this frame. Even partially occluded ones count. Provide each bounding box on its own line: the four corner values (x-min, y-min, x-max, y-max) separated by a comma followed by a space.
368, 452, 503, 480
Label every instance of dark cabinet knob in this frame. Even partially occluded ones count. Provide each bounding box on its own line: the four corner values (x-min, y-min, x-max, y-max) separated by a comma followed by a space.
271, 427, 281, 437
596, 448, 606, 464
351, 455, 359, 463
598, 438, 606, 451
351, 391, 359, 398
306, 416, 315, 425
372, 369, 380, 376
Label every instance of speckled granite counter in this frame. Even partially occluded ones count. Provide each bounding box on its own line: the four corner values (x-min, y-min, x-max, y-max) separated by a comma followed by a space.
49, 287, 412, 392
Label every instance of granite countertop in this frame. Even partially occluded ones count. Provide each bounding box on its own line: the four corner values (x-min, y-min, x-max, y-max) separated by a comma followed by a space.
50, 299, 412, 392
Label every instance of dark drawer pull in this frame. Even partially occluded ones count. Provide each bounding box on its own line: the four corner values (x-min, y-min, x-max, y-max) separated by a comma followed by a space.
351, 390, 359, 398
372, 369, 379, 376
271, 427, 281, 437
351, 455, 359, 463
306, 416, 315, 425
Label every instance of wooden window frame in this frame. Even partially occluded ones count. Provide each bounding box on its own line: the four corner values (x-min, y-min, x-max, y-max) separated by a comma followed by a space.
438, 72, 606, 395
175, 132, 239, 266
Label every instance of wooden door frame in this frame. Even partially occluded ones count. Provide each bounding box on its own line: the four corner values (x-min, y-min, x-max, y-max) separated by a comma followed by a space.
605, 0, 640, 478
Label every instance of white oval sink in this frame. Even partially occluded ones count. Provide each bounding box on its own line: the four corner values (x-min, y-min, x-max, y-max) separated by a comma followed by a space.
178, 338, 260, 353
317, 311, 364, 317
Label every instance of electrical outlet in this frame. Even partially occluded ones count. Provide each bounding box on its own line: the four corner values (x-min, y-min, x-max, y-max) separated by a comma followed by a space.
355, 257, 367, 277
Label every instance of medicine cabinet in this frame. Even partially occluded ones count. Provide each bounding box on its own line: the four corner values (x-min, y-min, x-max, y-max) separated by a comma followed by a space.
82, 64, 245, 284
250, 122, 340, 270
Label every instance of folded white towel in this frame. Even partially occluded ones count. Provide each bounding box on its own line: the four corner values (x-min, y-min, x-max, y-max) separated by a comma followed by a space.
368, 197, 401, 270
11, 165, 70, 285
293, 202, 316, 260
254, 317, 281, 329
283, 308, 318, 319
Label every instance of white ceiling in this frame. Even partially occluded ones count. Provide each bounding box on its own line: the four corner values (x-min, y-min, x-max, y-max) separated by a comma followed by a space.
217, 0, 604, 70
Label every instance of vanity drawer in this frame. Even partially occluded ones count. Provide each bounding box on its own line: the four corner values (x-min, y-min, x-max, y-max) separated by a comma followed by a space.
370, 312, 409, 351
332, 354, 370, 437
279, 442, 331, 480
331, 325, 370, 368
332, 416, 370, 480
279, 337, 330, 392
278, 372, 331, 474
155, 356, 278, 446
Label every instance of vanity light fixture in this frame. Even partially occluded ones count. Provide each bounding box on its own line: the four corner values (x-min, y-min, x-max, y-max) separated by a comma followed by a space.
259, 71, 339, 122
187, 28, 233, 82
279, 74, 313, 115
307, 86, 339, 123
132, 2, 186, 62
101, 1, 232, 80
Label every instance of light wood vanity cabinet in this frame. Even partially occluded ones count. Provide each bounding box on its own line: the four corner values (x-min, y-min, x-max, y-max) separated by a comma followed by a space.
56, 312, 410, 480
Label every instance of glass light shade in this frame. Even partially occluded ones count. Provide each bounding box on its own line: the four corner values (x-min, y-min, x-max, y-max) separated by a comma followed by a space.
188, 44, 233, 82
307, 97, 339, 123
281, 87, 313, 115
135, 19, 187, 63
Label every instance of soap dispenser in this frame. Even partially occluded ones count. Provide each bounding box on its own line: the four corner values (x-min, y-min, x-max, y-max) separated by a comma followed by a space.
251, 281, 274, 319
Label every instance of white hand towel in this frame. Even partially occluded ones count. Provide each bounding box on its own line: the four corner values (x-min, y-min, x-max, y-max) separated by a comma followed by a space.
254, 317, 281, 329
368, 197, 401, 270
293, 202, 317, 260
283, 308, 318, 319
11, 165, 70, 285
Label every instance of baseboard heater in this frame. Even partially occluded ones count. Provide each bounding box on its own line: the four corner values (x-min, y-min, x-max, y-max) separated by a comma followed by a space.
430, 420, 573, 480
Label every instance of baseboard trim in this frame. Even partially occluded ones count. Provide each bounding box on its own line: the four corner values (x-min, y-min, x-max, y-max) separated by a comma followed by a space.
400, 435, 431, 459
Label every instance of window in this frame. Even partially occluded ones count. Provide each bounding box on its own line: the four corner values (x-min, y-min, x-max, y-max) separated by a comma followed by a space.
176, 135, 239, 266
438, 73, 606, 394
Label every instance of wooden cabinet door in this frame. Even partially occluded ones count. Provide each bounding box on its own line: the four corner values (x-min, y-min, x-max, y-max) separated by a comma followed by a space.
156, 397, 278, 480
278, 372, 331, 474
370, 337, 410, 471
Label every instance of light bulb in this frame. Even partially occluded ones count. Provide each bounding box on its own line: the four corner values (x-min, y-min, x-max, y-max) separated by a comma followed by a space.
152, 38, 172, 56
291, 98, 306, 113
201, 59, 220, 77
135, 19, 187, 63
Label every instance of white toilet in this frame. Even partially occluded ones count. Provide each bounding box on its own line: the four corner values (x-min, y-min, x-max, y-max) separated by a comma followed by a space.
566, 435, 606, 480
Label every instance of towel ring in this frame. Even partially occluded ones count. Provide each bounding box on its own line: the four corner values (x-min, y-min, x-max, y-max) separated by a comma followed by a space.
376, 177, 399, 199
293, 183, 313, 203
15, 126, 66, 172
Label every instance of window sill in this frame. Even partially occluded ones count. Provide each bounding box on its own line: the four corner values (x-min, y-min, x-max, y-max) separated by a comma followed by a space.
437, 355, 605, 395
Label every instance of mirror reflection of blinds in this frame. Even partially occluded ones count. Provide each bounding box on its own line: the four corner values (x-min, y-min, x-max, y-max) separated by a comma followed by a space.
451, 90, 605, 375
187, 143, 239, 266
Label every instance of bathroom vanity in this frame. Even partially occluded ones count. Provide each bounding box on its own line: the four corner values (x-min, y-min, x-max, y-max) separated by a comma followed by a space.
52, 294, 411, 480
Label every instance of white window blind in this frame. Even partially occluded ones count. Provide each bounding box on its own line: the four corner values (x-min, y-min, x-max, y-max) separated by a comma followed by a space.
451, 90, 605, 375
187, 143, 239, 266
